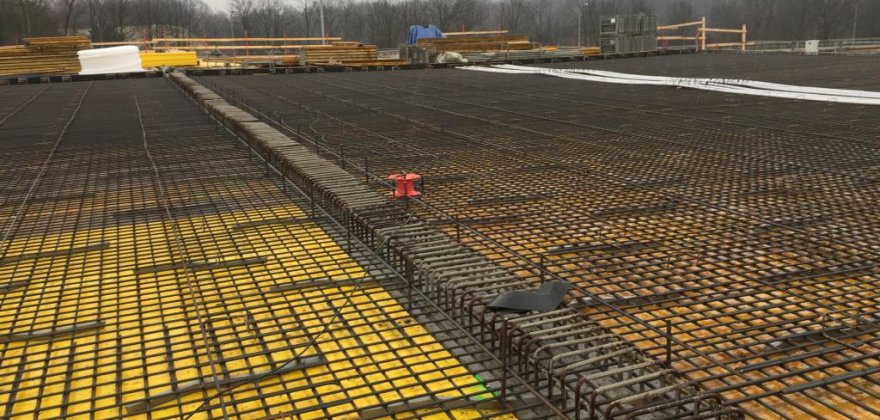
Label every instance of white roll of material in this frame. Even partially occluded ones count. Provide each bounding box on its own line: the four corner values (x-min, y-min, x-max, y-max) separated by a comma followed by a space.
78, 46, 145, 75
461, 64, 880, 106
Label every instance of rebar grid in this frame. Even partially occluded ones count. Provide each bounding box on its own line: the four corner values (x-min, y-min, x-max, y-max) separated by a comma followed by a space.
0, 78, 552, 419
176, 73, 736, 420
197, 54, 880, 419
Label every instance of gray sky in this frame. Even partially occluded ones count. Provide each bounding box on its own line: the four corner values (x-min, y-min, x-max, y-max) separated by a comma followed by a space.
206, 0, 230, 12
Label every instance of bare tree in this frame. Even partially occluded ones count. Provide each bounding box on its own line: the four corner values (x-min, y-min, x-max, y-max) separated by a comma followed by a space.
425, 0, 484, 31
108, 0, 127, 39
15, 0, 51, 37
862, 0, 880, 37
499, 0, 531, 32
367, 0, 401, 46
330, 0, 361, 41
230, 0, 254, 36
452, 0, 486, 31
57, 0, 80, 34
425, 0, 454, 31
5, 0, 880, 50
668, 0, 695, 24
709, 0, 741, 29
300, 0, 316, 38
531, 0, 551, 43
255, 0, 284, 37
622, 0, 651, 15
85, 0, 121, 41
813, 0, 853, 39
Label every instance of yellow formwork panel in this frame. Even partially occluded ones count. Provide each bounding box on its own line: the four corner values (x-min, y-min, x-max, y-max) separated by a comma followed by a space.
140, 51, 198, 68
0, 203, 512, 419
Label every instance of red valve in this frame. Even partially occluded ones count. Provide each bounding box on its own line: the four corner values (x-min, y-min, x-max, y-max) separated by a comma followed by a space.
389, 173, 421, 198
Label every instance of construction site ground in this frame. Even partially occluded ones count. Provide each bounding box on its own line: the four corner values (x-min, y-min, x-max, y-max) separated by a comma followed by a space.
1, 52, 879, 419
194, 53, 880, 419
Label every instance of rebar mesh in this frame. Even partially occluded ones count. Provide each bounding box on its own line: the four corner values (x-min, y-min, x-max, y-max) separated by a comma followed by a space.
196, 54, 880, 419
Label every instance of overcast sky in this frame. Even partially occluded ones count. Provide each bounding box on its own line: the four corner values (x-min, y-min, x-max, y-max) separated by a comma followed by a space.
206, 0, 229, 12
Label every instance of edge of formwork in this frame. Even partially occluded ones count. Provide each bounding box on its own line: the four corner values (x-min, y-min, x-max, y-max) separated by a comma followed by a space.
166, 71, 743, 420
0, 70, 163, 86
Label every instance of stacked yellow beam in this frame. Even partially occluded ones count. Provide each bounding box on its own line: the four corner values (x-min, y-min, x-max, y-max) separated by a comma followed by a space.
139, 51, 198, 68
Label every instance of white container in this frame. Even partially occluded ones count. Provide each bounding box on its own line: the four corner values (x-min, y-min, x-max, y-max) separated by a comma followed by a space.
78, 46, 145, 75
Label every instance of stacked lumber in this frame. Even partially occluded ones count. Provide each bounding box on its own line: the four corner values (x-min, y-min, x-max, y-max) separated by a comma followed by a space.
199, 41, 382, 68
0, 36, 91, 76
315, 59, 410, 68
580, 47, 602, 56
204, 55, 300, 63
299, 43, 378, 64
445, 30, 509, 37
330, 41, 363, 47
23, 36, 91, 49
149, 37, 341, 52
417, 34, 535, 52
202, 55, 300, 67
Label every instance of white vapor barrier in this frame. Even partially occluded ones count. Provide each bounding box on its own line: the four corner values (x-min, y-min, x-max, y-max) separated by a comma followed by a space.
561, 67, 880, 100
78, 46, 145, 75
460, 65, 880, 105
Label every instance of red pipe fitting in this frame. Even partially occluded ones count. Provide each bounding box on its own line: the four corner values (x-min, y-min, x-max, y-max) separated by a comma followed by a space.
389, 173, 421, 198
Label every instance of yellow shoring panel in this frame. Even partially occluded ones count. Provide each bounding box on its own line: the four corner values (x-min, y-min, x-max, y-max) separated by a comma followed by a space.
139, 52, 198, 68
0, 203, 511, 419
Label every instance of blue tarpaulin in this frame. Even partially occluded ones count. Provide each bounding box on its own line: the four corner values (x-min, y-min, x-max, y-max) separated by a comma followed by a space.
407, 25, 444, 44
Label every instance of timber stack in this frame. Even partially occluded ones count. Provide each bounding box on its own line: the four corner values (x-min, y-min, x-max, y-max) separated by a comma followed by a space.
580, 46, 602, 56
298, 41, 378, 65
202, 55, 301, 66
417, 34, 536, 53
0, 36, 91, 76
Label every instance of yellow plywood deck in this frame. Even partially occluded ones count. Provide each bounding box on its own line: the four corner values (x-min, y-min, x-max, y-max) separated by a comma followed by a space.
0, 202, 505, 419
0, 180, 508, 419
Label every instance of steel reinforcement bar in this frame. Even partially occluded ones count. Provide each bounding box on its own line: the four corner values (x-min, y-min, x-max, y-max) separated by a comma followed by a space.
0, 78, 559, 420
169, 72, 742, 419
192, 58, 880, 420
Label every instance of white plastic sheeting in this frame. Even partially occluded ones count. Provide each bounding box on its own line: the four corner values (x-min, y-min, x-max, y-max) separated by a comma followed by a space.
460, 64, 880, 105
78, 46, 145, 75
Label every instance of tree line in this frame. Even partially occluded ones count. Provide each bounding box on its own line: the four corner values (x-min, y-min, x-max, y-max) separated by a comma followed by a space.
1, 0, 878, 48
